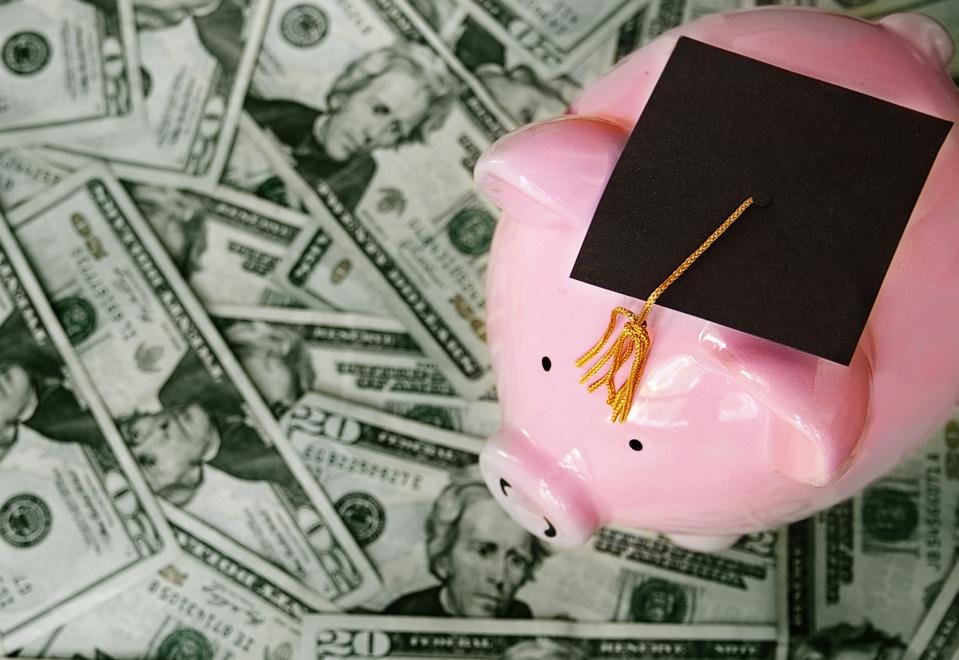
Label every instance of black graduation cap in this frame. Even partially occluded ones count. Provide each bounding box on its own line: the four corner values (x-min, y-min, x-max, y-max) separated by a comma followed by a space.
571, 36, 953, 373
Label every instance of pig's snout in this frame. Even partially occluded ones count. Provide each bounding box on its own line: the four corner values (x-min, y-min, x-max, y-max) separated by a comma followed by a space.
480, 428, 600, 548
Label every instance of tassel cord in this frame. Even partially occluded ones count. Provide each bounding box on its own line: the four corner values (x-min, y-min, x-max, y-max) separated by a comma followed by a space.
576, 196, 755, 423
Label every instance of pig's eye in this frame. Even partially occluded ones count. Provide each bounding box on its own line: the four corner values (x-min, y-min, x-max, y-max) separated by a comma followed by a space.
544, 518, 556, 538
541, 356, 552, 372
499, 478, 512, 497
629, 439, 643, 451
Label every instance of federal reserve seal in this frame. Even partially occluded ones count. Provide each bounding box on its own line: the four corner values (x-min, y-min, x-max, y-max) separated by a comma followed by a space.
2, 32, 51, 76
0, 494, 52, 548
54, 296, 97, 344
281, 5, 328, 48
157, 628, 214, 660
335, 492, 386, 545
862, 486, 919, 544
629, 578, 689, 623
448, 208, 496, 256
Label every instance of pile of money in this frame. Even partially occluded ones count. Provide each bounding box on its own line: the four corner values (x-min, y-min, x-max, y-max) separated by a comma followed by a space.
1, 1, 957, 658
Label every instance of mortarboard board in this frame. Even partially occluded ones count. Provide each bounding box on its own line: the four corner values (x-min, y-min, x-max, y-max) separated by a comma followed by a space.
570, 36, 952, 422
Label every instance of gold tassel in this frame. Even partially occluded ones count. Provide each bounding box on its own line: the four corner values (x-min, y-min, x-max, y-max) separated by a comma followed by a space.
576, 196, 757, 423
576, 307, 651, 423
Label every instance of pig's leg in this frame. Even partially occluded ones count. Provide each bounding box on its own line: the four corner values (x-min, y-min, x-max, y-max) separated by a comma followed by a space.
697, 324, 873, 487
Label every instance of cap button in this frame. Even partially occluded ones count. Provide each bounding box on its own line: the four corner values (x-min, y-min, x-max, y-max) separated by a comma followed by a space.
754, 192, 772, 208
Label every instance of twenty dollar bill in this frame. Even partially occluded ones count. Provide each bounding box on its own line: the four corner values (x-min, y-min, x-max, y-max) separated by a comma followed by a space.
299, 614, 780, 659
244, 0, 505, 397
7, 166, 382, 608
0, 208, 175, 651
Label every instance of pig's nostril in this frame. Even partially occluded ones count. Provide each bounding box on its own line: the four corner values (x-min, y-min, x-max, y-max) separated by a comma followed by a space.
544, 519, 556, 538
541, 356, 551, 371
500, 478, 511, 496
629, 439, 643, 451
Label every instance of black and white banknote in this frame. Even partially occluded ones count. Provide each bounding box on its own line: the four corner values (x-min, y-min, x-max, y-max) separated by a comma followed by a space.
126, 183, 311, 309
0, 208, 176, 651
211, 304, 501, 436
904, 529, 959, 659
6, 166, 383, 608
46, 0, 274, 188
298, 614, 780, 660
442, 0, 645, 78
0, 0, 144, 148
21, 523, 333, 660
780, 417, 959, 660
236, 0, 505, 399
282, 392, 778, 623
222, 114, 387, 315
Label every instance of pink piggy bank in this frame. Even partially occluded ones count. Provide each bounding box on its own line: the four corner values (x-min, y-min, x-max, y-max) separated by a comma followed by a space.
475, 7, 959, 551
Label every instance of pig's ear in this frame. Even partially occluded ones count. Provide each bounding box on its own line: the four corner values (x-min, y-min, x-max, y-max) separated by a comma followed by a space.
879, 13, 954, 68
700, 327, 873, 487
474, 115, 630, 229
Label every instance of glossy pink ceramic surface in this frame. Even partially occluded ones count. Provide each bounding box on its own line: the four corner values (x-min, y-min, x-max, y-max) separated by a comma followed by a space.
474, 7, 959, 551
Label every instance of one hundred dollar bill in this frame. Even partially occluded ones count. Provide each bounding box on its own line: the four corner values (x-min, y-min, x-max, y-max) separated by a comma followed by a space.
281, 392, 776, 623
452, 0, 646, 78
781, 416, 959, 659
6, 165, 382, 608
299, 614, 780, 660
243, 0, 505, 398
210, 304, 500, 437
0, 0, 143, 148
48, 0, 274, 188
20, 523, 331, 660
0, 208, 176, 651
0, 150, 67, 213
